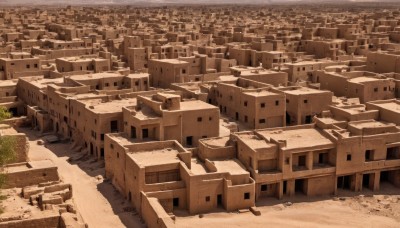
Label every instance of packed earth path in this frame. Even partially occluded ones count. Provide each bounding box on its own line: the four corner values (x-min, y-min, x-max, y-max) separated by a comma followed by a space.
21, 128, 144, 228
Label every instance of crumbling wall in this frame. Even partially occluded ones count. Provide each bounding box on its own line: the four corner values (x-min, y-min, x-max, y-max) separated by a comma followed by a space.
141, 194, 174, 228
4, 164, 59, 188
0, 211, 60, 228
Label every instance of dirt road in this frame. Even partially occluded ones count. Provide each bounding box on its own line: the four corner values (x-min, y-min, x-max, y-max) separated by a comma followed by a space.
23, 128, 144, 228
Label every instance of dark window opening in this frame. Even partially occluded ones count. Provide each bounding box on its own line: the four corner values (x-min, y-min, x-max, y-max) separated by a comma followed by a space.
362, 173, 370, 189
173, 198, 179, 207
337, 175, 351, 190
131, 126, 136, 139
283, 181, 288, 195
286, 112, 291, 125
244, 192, 250, 200
295, 179, 304, 194
365, 150, 373, 161
318, 153, 328, 164
298, 155, 306, 167
142, 129, 149, 138
110, 120, 118, 132
261, 184, 268, 192
305, 115, 312, 124
186, 136, 193, 146
387, 147, 400, 160
217, 194, 222, 206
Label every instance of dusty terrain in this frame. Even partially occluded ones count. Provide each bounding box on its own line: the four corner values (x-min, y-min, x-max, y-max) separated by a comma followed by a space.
14, 127, 400, 228
19, 128, 145, 228
175, 188, 400, 228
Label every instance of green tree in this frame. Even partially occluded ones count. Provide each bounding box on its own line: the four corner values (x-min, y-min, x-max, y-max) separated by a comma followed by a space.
0, 106, 15, 189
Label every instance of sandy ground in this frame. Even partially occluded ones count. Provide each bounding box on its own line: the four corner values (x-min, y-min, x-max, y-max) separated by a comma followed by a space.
174, 186, 400, 228
17, 127, 400, 228
20, 128, 145, 228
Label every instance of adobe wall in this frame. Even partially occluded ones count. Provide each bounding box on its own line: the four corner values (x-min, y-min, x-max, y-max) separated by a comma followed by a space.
141, 195, 175, 228
305, 175, 336, 196
4, 163, 59, 188
0, 211, 60, 228
198, 140, 236, 161
224, 179, 255, 211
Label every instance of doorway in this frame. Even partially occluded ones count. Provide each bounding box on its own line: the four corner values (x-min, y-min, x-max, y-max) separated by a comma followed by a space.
217, 194, 222, 207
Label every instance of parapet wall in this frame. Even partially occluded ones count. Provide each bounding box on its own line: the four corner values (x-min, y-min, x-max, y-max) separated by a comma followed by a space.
0, 211, 60, 228
4, 162, 59, 188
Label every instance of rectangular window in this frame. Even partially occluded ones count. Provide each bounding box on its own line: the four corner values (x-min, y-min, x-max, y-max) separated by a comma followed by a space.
110, 120, 118, 132
259, 119, 266, 124
260, 103, 265, 108
197, 117, 202, 122
298, 155, 306, 167
142, 129, 149, 138
347, 154, 352, 161
205, 196, 210, 202
244, 192, 250, 200
261, 184, 268, 192
365, 150, 374, 161
275, 100, 279, 106
244, 101, 248, 107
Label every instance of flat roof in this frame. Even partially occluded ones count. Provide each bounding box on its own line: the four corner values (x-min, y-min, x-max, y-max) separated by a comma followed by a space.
0, 80, 16, 87
200, 136, 230, 148
69, 72, 123, 81
190, 158, 208, 175
82, 98, 137, 114
243, 89, 280, 97
282, 87, 329, 95
258, 127, 334, 150
128, 148, 180, 167
237, 133, 275, 150
348, 76, 382, 83
179, 100, 218, 111
151, 58, 189, 64
125, 73, 149, 79
348, 120, 395, 130
24, 77, 64, 89
368, 100, 400, 114
212, 159, 248, 175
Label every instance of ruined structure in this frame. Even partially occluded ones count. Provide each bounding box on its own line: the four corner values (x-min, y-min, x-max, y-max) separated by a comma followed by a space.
0, 2, 399, 228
